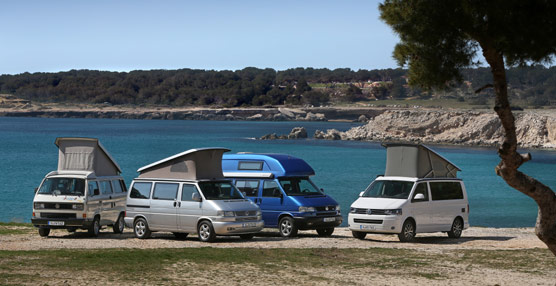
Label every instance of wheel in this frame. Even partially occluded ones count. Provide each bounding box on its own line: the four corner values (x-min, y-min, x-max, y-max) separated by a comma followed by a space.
173, 232, 189, 240
38, 228, 50, 237
398, 219, 416, 242
279, 216, 298, 238
198, 221, 216, 242
316, 228, 334, 237
113, 213, 125, 234
447, 217, 464, 238
352, 231, 366, 240
240, 234, 254, 240
133, 218, 151, 239
88, 216, 100, 237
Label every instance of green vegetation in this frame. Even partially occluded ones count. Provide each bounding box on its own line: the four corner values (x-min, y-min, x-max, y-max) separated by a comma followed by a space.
0, 248, 553, 284
0, 66, 554, 108
0, 222, 34, 235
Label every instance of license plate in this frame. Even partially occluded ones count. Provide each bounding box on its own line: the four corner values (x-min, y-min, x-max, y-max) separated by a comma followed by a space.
242, 222, 257, 228
48, 221, 64, 226
323, 217, 336, 222
360, 225, 375, 230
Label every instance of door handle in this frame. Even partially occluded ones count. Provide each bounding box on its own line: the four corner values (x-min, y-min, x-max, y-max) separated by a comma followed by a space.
109, 196, 112, 199
173, 201, 177, 207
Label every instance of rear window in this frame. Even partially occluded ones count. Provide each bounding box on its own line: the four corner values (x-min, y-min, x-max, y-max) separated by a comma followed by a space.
238, 161, 263, 170
430, 182, 464, 201
130, 182, 152, 199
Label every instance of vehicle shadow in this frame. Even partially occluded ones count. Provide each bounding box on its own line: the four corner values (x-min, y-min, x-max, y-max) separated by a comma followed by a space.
364, 235, 515, 245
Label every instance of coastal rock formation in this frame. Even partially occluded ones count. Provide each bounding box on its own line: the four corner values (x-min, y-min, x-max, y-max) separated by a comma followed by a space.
260, 127, 307, 140
339, 110, 556, 149
314, 129, 343, 140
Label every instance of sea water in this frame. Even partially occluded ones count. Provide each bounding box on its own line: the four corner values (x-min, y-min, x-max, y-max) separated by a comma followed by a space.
1, 116, 555, 228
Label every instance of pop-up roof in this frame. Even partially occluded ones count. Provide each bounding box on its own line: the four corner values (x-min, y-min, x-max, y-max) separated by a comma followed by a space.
383, 143, 461, 178
137, 148, 230, 180
55, 137, 121, 176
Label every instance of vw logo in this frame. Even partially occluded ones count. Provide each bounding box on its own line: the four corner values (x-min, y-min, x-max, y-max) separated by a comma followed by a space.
55, 204, 60, 209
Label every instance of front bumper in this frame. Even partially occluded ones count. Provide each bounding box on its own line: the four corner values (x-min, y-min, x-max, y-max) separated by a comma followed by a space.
347, 214, 403, 234
212, 220, 265, 235
294, 215, 343, 230
31, 218, 93, 229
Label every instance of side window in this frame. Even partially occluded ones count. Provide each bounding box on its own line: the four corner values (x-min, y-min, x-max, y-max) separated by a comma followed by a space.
181, 184, 200, 202
430, 182, 464, 201
411, 183, 429, 202
99, 180, 113, 195
235, 180, 260, 197
88, 181, 99, 197
153, 183, 178, 200
262, 180, 281, 197
238, 161, 263, 170
111, 180, 124, 193
130, 182, 152, 199
120, 180, 127, 193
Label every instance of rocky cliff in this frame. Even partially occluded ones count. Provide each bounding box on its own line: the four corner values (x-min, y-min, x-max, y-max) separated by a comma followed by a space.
337, 110, 556, 149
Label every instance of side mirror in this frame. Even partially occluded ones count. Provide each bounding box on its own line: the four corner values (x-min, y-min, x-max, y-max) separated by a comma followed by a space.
320, 188, 324, 193
359, 191, 365, 197
192, 192, 202, 202
93, 189, 100, 196
413, 193, 425, 200
34, 187, 38, 194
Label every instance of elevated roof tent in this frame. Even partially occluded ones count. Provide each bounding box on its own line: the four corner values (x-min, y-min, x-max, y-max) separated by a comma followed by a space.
55, 137, 121, 176
222, 153, 315, 178
383, 143, 461, 178
137, 148, 230, 180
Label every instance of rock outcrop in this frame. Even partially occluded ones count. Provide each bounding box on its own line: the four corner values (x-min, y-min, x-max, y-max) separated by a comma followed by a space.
260, 127, 307, 140
314, 129, 343, 140
337, 110, 556, 149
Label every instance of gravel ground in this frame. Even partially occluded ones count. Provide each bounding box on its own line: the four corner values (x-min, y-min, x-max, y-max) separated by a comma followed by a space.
0, 226, 546, 251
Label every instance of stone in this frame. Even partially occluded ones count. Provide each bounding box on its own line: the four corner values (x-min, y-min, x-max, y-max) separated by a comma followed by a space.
288, 127, 308, 139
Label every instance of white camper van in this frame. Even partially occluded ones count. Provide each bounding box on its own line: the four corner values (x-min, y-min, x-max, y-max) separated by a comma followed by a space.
31, 137, 127, 237
125, 148, 264, 242
348, 144, 469, 242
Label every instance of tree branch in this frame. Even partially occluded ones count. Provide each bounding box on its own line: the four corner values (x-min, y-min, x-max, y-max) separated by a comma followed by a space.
474, 83, 493, 94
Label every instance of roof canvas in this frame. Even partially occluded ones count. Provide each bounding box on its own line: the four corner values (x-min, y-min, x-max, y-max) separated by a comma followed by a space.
383, 143, 461, 178
137, 148, 230, 180
55, 137, 121, 176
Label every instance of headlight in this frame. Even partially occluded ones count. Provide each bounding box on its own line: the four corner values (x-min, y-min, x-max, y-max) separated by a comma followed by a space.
216, 211, 235, 217
384, 209, 402, 215
256, 210, 262, 216
34, 203, 45, 209
336, 205, 341, 214
72, 204, 84, 210
298, 206, 315, 213
349, 207, 356, 213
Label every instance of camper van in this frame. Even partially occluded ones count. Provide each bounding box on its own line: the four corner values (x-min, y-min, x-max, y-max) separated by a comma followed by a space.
124, 148, 264, 242
31, 137, 127, 237
348, 144, 469, 242
222, 153, 342, 237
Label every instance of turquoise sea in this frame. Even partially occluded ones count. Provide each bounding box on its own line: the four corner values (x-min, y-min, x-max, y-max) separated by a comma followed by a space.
1, 116, 555, 228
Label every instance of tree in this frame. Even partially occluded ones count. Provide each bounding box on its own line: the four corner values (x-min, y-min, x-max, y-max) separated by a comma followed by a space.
380, 0, 556, 255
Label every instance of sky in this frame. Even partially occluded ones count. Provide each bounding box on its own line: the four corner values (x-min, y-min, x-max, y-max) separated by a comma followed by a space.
0, 0, 400, 75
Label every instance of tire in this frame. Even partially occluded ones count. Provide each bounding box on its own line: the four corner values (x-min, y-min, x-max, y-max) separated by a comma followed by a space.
351, 231, 366, 240
279, 216, 298, 238
316, 228, 334, 237
38, 228, 50, 237
398, 219, 416, 242
113, 213, 125, 234
88, 216, 100, 237
447, 217, 464, 238
133, 218, 151, 239
240, 234, 254, 240
198, 221, 216, 242
173, 232, 189, 240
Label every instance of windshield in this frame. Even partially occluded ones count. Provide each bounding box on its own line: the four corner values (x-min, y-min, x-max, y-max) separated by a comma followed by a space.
362, 180, 414, 199
278, 177, 322, 196
38, 178, 85, 196
198, 181, 245, 200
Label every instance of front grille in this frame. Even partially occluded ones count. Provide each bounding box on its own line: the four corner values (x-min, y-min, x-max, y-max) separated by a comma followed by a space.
315, 205, 336, 211
352, 208, 387, 215
40, 213, 76, 219
316, 211, 337, 217
43, 203, 74, 210
235, 217, 258, 222
353, 218, 383, 224
235, 210, 258, 216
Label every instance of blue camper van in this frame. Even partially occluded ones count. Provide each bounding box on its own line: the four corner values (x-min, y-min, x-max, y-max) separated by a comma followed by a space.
222, 153, 342, 237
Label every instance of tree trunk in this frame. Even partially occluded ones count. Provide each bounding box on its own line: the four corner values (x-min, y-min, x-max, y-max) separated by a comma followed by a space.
481, 45, 556, 256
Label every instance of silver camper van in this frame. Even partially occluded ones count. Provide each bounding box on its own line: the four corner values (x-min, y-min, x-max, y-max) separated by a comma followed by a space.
31, 137, 127, 237
125, 148, 264, 242
348, 144, 469, 242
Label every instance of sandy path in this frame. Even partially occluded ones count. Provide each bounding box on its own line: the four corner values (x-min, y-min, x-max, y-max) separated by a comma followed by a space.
0, 227, 545, 251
